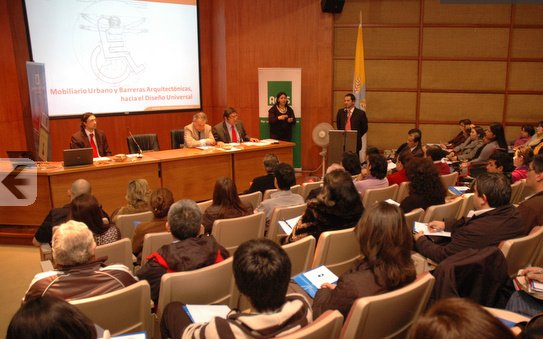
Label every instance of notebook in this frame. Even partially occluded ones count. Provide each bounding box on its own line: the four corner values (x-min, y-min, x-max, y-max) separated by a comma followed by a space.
63, 148, 93, 167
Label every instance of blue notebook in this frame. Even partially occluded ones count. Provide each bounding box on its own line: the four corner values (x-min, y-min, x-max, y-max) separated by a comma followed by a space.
293, 265, 338, 298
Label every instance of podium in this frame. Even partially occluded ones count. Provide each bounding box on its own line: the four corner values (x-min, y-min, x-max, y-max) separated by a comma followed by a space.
328, 130, 358, 165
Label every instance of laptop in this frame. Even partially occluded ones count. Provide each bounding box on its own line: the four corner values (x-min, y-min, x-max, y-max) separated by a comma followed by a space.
63, 148, 93, 167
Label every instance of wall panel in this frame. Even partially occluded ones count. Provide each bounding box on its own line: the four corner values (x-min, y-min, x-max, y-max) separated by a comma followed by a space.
421, 61, 507, 90
423, 28, 509, 58
423, 0, 511, 24
419, 93, 504, 122
509, 62, 543, 91
511, 29, 543, 58
506, 95, 543, 122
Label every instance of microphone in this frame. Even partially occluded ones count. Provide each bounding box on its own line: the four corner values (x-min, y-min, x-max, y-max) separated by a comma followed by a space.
127, 127, 143, 157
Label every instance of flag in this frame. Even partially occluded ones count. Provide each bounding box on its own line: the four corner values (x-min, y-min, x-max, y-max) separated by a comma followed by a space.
352, 22, 366, 111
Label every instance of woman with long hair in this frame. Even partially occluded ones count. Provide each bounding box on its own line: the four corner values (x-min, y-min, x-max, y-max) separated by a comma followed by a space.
70, 193, 120, 245
400, 157, 447, 213
469, 122, 507, 164
268, 91, 296, 141
202, 177, 253, 234
312, 201, 416, 318
448, 125, 484, 162
111, 178, 151, 222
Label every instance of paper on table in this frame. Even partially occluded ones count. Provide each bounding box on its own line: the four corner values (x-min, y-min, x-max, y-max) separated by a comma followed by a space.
414, 221, 451, 237
184, 304, 231, 323
93, 157, 110, 161
278, 215, 302, 235
259, 139, 279, 144
196, 146, 214, 150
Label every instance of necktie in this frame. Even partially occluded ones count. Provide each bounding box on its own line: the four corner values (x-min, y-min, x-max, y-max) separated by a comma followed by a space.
345, 111, 352, 131
231, 125, 238, 143
89, 133, 99, 158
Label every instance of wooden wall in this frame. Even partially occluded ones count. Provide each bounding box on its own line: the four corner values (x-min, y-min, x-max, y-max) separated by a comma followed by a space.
333, 0, 543, 151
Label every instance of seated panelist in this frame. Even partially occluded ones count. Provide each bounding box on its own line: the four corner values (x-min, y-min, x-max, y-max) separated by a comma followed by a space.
213, 107, 259, 145
183, 112, 216, 148
70, 112, 111, 157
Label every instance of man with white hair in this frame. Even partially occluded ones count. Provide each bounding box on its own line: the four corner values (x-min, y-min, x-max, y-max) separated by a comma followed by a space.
24, 220, 137, 302
184, 112, 216, 147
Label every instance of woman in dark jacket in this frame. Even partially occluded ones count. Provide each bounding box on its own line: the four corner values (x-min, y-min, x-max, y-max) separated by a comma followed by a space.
400, 157, 446, 213
268, 91, 296, 141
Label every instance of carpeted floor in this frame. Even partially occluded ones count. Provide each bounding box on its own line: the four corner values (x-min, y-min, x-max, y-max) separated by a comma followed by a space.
0, 245, 41, 337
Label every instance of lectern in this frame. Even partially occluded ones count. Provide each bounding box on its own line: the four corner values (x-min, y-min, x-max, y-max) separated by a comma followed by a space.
328, 130, 357, 165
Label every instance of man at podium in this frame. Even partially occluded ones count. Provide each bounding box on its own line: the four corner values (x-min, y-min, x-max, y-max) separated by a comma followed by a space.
336, 93, 368, 157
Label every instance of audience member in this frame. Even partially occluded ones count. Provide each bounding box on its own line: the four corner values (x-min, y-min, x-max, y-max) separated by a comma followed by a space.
255, 163, 304, 221
285, 169, 364, 244
517, 154, 543, 233
526, 121, 543, 150
446, 118, 472, 149
354, 153, 389, 196
409, 297, 515, 339
202, 177, 253, 234
512, 147, 534, 183
70, 112, 111, 157
506, 266, 543, 317
387, 150, 412, 186
312, 202, 416, 318
425, 145, 450, 175
70, 194, 120, 246
342, 151, 362, 176
24, 220, 137, 302
7, 296, 98, 339
137, 199, 229, 302
400, 157, 446, 213
213, 107, 258, 144
305, 163, 345, 202
244, 153, 279, 194
183, 112, 216, 147
396, 128, 423, 158
487, 151, 514, 182
469, 122, 507, 164
111, 178, 151, 222
414, 173, 525, 263
448, 125, 484, 162
513, 124, 536, 149
132, 188, 174, 260
160, 239, 312, 339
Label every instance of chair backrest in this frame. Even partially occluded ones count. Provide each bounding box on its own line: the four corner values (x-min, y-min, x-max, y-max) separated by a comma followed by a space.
281, 310, 343, 339
197, 199, 213, 214
116, 211, 154, 240
140, 232, 174, 267
211, 212, 266, 253
396, 181, 411, 203
518, 179, 535, 203
510, 179, 525, 204
126, 133, 160, 153
499, 226, 543, 276
290, 184, 302, 195
239, 191, 262, 210
301, 181, 323, 200
340, 273, 435, 339
170, 129, 184, 149
455, 193, 475, 219
95, 238, 133, 269
312, 227, 361, 277
282, 235, 316, 277
156, 257, 235, 320
267, 203, 307, 243
404, 208, 424, 230
440, 172, 459, 190
70, 280, 152, 337
263, 185, 302, 200
422, 197, 463, 223
362, 184, 399, 209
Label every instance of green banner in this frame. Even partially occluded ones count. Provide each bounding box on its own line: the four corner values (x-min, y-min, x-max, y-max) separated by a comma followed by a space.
260, 117, 301, 168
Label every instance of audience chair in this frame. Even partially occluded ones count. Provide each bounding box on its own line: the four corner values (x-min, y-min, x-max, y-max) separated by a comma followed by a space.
361, 184, 399, 209
238, 191, 262, 210
340, 273, 435, 339
281, 310, 343, 339
518, 179, 535, 203
40, 260, 54, 272
211, 212, 265, 253
126, 133, 160, 153
290, 184, 302, 195
197, 199, 213, 214
499, 226, 543, 276
439, 172, 459, 192
116, 211, 154, 240
422, 197, 463, 223
455, 193, 474, 219
301, 181, 323, 200
39, 243, 53, 261
404, 208, 424, 230
95, 238, 133, 269
170, 129, 184, 149
530, 227, 543, 267
140, 232, 174, 267
267, 203, 307, 244
282, 235, 316, 277
311, 227, 360, 277
70, 280, 152, 337
263, 185, 302, 200
510, 179, 526, 205
396, 181, 411, 203
155, 257, 235, 338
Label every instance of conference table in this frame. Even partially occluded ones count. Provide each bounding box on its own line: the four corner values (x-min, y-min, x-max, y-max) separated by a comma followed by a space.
0, 141, 294, 241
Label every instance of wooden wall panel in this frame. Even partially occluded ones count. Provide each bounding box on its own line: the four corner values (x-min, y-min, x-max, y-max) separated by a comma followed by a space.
337, 0, 420, 25
421, 61, 507, 90
509, 62, 543, 91
423, 28, 509, 58
506, 95, 543, 123
419, 93, 504, 122
334, 60, 419, 89
335, 28, 419, 58
367, 123, 415, 151
514, 5, 543, 25
511, 29, 543, 58
420, 124, 461, 145
423, 0, 511, 24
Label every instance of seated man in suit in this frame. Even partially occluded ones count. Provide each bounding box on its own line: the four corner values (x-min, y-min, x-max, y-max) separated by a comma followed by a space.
160, 239, 312, 339
70, 112, 111, 157
213, 107, 259, 144
24, 220, 137, 302
414, 173, 525, 263
137, 199, 230, 302
243, 153, 279, 194
183, 112, 216, 148
396, 128, 424, 159
517, 154, 543, 234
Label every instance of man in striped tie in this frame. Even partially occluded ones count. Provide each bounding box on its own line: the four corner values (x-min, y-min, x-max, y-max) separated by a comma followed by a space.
335, 93, 368, 159
70, 112, 111, 157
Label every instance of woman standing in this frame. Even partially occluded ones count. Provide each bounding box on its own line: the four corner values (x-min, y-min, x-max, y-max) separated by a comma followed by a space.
268, 91, 296, 141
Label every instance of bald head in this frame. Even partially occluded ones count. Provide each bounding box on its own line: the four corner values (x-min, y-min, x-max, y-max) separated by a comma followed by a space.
70, 179, 91, 200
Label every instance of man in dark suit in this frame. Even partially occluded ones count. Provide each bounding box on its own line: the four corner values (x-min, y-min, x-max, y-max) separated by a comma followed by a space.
336, 93, 368, 157
213, 107, 259, 144
244, 153, 279, 194
70, 112, 111, 157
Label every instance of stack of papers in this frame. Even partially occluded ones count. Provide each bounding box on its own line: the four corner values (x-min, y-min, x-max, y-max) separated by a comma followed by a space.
531, 280, 543, 292
414, 221, 451, 237
183, 304, 231, 323
293, 265, 338, 298
278, 216, 302, 235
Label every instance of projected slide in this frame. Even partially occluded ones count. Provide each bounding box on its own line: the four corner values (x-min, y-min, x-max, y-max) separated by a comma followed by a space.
25, 0, 201, 117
